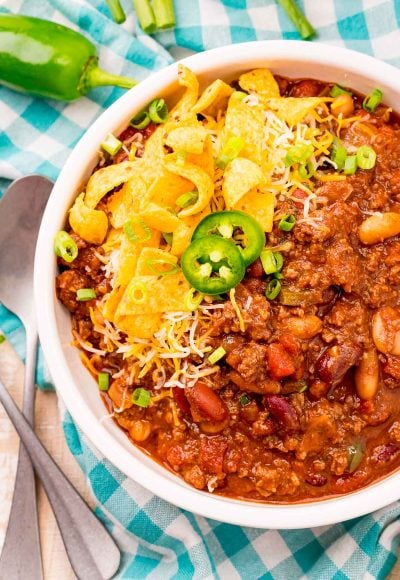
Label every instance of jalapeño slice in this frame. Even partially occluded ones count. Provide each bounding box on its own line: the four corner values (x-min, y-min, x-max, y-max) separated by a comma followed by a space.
192, 210, 264, 266
181, 235, 245, 294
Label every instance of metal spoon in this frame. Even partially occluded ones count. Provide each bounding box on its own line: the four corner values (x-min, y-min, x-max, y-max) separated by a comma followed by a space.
0, 175, 120, 579
0, 175, 52, 579
0, 377, 121, 580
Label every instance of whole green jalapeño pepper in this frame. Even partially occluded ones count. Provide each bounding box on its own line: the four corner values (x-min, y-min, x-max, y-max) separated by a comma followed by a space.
192, 210, 265, 266
0, 14, 137, 101
181, 235, 245, 295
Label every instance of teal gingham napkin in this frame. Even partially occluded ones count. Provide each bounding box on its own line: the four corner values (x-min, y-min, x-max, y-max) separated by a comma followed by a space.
2, 1, 400, 577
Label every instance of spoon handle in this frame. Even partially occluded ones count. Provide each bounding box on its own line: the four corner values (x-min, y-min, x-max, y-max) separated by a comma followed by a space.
0, 377, 121, 580
0, 328, 42, 580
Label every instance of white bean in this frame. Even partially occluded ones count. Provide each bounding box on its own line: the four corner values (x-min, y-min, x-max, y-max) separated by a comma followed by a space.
358, 212, 400, 245
372, 306, 400, 355
355, 348, 379, 400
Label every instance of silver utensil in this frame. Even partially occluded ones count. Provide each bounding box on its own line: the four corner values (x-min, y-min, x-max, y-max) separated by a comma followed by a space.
0, 175, 52, 579
0, 377, 121, 580
0, 175, 121, 579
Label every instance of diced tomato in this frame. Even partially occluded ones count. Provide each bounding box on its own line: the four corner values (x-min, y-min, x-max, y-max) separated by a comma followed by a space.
199, 437, 228, 474
266, 343, 296, 379
279, 333, 300, 357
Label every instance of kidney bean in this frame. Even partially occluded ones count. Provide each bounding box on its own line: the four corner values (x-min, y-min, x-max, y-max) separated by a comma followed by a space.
372, 306, 400, 355
315, 343, 362, 385
246, 258, 264, 279
186, 381, 228, 422
173, 387, 191, 415
264, 395, 299, 431
290, 79, 323, 98
372, 443, 400, 463
354, 347, 380, 400
306, 473, 327, 487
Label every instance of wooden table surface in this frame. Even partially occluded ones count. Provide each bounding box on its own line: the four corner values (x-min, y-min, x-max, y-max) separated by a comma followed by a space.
1, 338, 400, 579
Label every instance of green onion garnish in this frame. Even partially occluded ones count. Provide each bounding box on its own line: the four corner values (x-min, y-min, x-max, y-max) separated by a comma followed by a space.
152, 0, 176, 29
285, 143, 314, 167
133, 0, 157, 33
208, 346, 226, 365
132, 387, 151, 408
260, 250, 281, 275
265, 279, 282, 301
298, 161, 315, 179
274, 252, 284, 272
0, 335, 5, 344
298, 382, 308, 393
54, 231, 78, 263
101, 133, 123, 156
131, 110, 151, 130
239, 395, 250, 406
105, 0, 126, 23
146, 259, 179, 276
98, 372, 110, 392
148, 98, 168, 124
76, 288, 96, 301
331, 138, 347, 171
278, 214, 296, 232
363, 89, 383, 113
356, 145, 377, 170
330, 84, 352, 98
216, 136, 245, 170
276, 0, 315, 40
232, 91, 247, 101
176, 191, 199, 209
344, 155, 358, 175
184, 288, 204, 311
162, 232, 173, 245
123, 219, 152, 243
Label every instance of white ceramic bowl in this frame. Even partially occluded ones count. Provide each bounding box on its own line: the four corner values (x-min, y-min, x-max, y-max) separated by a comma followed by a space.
35, 41, 400, 529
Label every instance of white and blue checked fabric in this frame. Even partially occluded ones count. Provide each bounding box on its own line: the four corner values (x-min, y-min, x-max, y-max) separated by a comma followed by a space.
2, 1, 400, 577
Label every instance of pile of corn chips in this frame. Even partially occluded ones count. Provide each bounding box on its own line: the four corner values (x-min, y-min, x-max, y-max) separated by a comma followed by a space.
67, 65, 332, 339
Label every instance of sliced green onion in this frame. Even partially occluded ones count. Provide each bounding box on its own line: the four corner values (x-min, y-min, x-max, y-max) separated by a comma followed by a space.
298, 382, 308, 393
279, 214, 296, 232
274, 272, 284, 280
274, 252, 284, 272
239, 394, 250, 406
129, 281, 147, 304
347, 441, 365, 473
98, 372, 110, 392
123, 219, 152, 243
356, 145, 377, 170
152, 0, 176, 29
330, 84, 352, 98
101, 133, 122, 156
132, 387, 151, 408
266, 279, 282, 300
232, 91, 247, 101
54, 231, 78, 263
162, 232, 173, 246
216, 136, 245, 170
363, 89, 383, 113
208, 346, 226, 365
176, 191, 199, 209
331, 138, 347, 171
133, 0, 157, 33
184, 288, 204, 311
0, 335, 5, 344
148, 98, 168, 124
276, 0, 315, 40
105, 0, 126, 23
131, 110, 150, 130
285, 143, 314, 167
298, 161, 315, 179
146, 259, 179, 276
76, 288, 96, 301
344, 155, 358, 175
260, 250, 278, 275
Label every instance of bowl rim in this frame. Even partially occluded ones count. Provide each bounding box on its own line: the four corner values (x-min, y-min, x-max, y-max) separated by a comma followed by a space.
35, 40, 400, 529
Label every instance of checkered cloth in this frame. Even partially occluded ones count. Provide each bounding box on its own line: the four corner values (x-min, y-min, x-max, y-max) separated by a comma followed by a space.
2, 0, 400, 577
